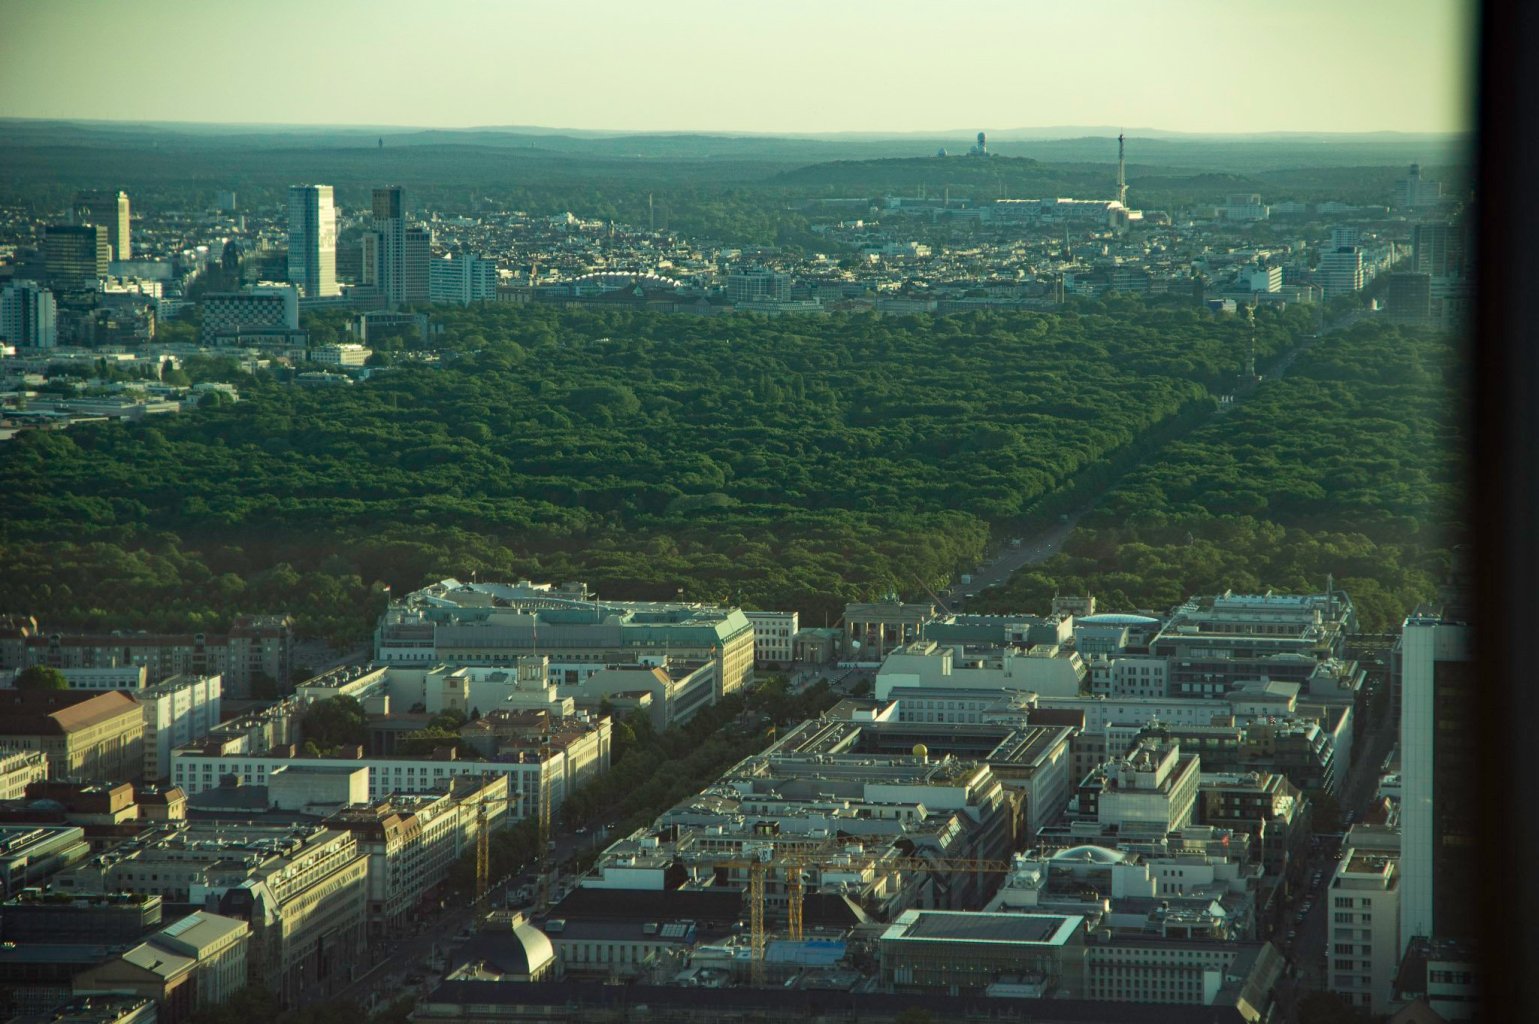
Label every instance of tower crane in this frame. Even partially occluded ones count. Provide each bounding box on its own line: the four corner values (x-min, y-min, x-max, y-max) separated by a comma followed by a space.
702, 842, 1024, 986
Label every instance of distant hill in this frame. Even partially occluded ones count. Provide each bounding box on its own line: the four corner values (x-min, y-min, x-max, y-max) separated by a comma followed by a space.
772, 156, 1118, 200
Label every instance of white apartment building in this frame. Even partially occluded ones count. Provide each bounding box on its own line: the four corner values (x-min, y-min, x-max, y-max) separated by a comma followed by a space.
10, 666, 148, 691
1224, 194, 1270, 221
1328, 847, 1401, 1014
744, 610, 798, 666
0, 281, 58, 348
1081, 737, 1200, 836
140, 673, 222, 782
429, 253, 498, 305
326, 774, 510, 935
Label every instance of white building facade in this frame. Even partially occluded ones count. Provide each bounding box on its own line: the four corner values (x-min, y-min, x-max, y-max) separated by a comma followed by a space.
1398, 614, 1471, 956
429, 254, 498, 305
0, 281, 58, 348
286, 185, 338, 298
140, 673, 222, 782
744, 610, 799, 666
1329, 848, 1401, 1014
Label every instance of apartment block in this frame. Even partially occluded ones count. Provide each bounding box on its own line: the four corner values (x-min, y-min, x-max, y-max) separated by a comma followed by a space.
1328, 847, 1401, 1014
139, 673, 222, 782
0, 614, 292, 698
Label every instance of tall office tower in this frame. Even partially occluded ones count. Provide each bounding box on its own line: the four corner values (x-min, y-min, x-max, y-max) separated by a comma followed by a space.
1397, 610, 1475, 957
404, 226, 431, 303
1394, 163, 1444, 210
1116, 133, 1127, 208
369, 185, 407, 304
1318, 246, 1365, 300
1412, 222, 1467, 279
287, 185, 339, 298
0, 281, 58, 348
74, 190, 131, 261
43, 224, 109, 286
363, 186, 431, 307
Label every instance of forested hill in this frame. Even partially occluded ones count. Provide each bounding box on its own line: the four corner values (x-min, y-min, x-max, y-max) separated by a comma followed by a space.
772, 156, 1107, 197
0, 302, 1307, 641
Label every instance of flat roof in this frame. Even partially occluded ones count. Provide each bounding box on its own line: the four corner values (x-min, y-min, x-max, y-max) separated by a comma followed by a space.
889, 910, 1079, 946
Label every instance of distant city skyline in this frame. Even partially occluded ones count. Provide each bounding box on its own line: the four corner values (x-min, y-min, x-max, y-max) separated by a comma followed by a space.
0, 0, 1476, 136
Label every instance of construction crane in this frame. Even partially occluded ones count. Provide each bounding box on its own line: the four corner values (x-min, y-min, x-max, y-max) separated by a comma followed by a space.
474, 801, 490, 908
910, 572, 952, 618
705, 846, 1023, 986
533, 757, 556, 913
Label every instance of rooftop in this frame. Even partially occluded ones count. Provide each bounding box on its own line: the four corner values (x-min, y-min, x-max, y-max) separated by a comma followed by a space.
887, 909, 1080, 945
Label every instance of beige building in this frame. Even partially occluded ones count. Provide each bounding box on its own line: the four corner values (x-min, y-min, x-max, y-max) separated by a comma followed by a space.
0, 750, 48, 799
54, 822, 367, 1008
73, 943, 196, 1024
326, 774, 511, 936
75, 911, 249, 1017
0, 690, 144, 783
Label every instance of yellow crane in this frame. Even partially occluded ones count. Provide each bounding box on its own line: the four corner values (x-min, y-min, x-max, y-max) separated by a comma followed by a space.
474, 801, 490, 907
706, 846, 1023, 986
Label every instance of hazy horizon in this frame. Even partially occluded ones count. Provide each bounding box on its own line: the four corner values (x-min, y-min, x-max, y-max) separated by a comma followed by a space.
0, 115, 1474, 142
0, 0, 1476, 136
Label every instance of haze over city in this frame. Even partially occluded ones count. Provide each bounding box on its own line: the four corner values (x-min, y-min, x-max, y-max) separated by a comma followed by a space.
0, 1, 1503, 1023
0, 0, 1476, 135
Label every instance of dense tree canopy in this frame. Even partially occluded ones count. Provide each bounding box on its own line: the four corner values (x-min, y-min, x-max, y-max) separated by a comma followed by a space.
14, 665, 69, 690
1, 300, 1308, 636
300, 696, 369, 750
968, 320, 1462, 631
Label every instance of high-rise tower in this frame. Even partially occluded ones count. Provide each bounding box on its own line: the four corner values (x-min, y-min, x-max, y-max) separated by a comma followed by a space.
74, 190, 131, 262
363, 185, 429, 307
43, 224, 109, 286
1398, 609, 1475, 956
287, 185, 338, 298
1117, 133, 1128, 208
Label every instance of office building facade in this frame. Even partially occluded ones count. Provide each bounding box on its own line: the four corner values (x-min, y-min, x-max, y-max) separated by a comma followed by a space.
75, 191, 131, 262
44, 225, 110, 286
199, 286, 302, 345
429, 253, 498, 305
1397, 612, 1473, 954
0, 280, 58, 348
287, 185, 339, 298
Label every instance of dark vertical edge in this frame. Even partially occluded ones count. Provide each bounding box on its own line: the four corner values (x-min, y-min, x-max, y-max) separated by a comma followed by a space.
1473, 0, 1535, 1016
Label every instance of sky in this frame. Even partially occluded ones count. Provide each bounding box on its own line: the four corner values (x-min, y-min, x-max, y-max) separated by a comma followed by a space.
0, 0, 1477, 135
